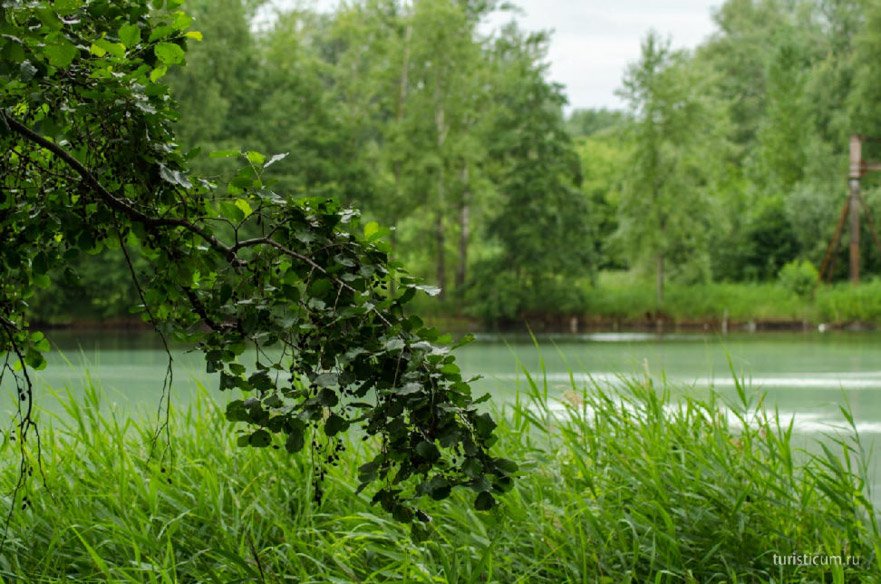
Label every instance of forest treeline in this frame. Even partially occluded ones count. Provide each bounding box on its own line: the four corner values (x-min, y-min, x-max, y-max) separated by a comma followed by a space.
33, 0, 881, 326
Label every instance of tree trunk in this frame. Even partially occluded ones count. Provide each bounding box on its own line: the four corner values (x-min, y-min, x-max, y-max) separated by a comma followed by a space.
388, 21, 411, 298
434, 82, 447, 299
436, 205, 446, 298
456, 163, 470, 292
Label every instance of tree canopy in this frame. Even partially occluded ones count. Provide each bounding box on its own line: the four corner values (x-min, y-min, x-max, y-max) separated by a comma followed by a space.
0, 0, 515, 532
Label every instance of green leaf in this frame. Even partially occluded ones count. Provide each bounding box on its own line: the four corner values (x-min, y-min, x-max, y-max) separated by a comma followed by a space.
410, 522, 431, 543
245, 151, 266, 165
185, 31, 203, 41
234, 199, 252, 218
364, 221, 380, 240
358, 459, 381, 482
248, 371, 274, 392
225, 400, 249, 422
210, 149, 241, 159
248, 429, 272, 448
398, 382, 422, 396
324, 414, 348, 436
219, 372, 241, 391
474, 413, 497, 439
2, 41, 26, 65
19, 60, 38, 82
426, 476, 451, 501
149, 65, 168, 82
415, 441, 440, 462
158, 165, 192, 188
33, 274, 51, 289
219, 201, 244, 223
317, 387, 338, 407
285, 428, 305, 453
461, 457, 482, 479
494, 458, 518, 474
392, 504, 414, 523
172, 11, 193, 31
474, 491, 496, 511
25, 348, 47, 371
92, 39, 125, 58
440, 363, 460, 376
384, 338, 405, 352
154, 42, 185, 65
314, 373, 338, 388
308, 278, 332, 300
118, 24, 141, 48
45, 40, 78, 68
30, 332, 50, 352
148, 25, 175, 42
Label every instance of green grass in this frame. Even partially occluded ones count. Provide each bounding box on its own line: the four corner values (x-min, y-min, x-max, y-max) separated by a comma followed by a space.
0, 374, 878, 583
816, 280, 881, 324
585, 273, 881, 326
586, 273, 812, 323
419, 270, 881, 327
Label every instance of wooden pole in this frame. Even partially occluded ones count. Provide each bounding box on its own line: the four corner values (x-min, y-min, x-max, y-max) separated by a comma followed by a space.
849, 135, 863, 284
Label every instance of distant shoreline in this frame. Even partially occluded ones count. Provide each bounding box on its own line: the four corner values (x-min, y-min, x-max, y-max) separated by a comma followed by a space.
34, 315, 872, 336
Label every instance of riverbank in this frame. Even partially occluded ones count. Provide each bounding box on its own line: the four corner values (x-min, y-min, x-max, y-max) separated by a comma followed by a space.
32, 278, 881, 335
411, 278, 881, 334
1, 379, 877, 582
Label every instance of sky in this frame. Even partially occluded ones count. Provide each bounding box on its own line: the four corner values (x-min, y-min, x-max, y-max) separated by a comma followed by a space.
263, 0, 723, 111
482, 0, 723, 110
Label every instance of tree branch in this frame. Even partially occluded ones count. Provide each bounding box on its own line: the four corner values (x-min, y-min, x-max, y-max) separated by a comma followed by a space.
1, 110, 237, 262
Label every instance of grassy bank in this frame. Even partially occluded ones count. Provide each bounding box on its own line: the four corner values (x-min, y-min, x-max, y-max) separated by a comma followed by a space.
1, 376, 878, 583
35, 276, 881, 332
414, 273, 881, 330
586, 280, 810, 324
586, 274, 881, 327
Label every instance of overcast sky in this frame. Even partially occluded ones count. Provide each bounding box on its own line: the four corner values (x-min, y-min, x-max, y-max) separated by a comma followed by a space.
484, 0, 722, 110
265, 0, 723, 111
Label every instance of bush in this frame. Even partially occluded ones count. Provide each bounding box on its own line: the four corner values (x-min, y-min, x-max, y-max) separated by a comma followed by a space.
778, 259, 819, 298
465, 260, 587, 325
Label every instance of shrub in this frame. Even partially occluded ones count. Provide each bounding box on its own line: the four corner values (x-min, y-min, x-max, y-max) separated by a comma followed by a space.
778, 259, 819, 298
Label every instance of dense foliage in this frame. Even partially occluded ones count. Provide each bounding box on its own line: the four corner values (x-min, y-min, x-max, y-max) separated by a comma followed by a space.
22, 0, 881, 327
0, 0, 515, 528
16, 0, 597, 326
597, 0, 881, 298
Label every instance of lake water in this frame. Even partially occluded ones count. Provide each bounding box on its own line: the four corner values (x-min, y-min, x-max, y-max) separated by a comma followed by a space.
5, 329, 881, 490
11, 329, 881, 438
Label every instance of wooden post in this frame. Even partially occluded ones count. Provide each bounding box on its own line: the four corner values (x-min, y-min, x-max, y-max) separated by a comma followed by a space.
821, 135, 881, 283
849, 178, 861, 284
850, 136, 863, 284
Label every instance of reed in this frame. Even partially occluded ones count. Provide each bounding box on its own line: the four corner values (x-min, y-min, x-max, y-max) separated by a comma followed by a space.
0, 372, 877, 583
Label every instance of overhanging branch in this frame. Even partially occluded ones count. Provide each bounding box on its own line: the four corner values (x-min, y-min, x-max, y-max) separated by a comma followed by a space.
1, 110, 235, 261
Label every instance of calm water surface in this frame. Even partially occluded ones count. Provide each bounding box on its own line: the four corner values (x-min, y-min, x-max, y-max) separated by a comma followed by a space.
14, 329, 881, 438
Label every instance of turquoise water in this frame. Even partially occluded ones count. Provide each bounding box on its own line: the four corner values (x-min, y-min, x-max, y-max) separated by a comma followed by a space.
9, 329, 881, 438
457, 331, 881, 436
